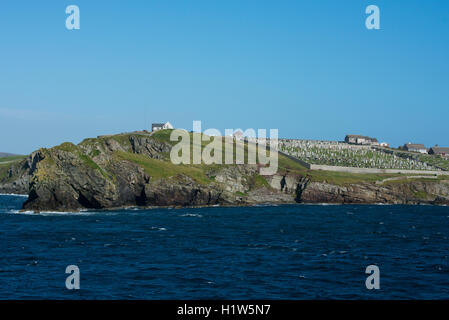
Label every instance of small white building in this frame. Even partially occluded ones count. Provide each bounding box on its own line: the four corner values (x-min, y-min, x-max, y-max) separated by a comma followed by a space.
152, 122, 174, 132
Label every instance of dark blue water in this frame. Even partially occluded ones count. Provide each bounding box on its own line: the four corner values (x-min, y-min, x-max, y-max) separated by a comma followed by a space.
0, 194, 448, 299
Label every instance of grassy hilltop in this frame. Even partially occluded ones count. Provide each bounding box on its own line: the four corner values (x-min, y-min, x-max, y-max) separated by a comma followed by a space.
103, 129, 437, 186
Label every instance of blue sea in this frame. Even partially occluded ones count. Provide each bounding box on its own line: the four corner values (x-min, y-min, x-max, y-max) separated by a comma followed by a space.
0, 194, 448, 299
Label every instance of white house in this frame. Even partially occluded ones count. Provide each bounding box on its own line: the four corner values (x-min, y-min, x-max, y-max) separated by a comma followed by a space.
152, 122, 174, 132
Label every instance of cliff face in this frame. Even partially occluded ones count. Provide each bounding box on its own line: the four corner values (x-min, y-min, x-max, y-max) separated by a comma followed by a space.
19, 134, 232, 211
1, 131, 449, 211
263, 174, 449, 205
299, 180, 449, 205
0, 159, 30, 195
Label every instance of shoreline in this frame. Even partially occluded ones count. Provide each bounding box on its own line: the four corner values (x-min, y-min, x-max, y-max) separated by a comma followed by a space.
1, 195, 447, 214
0, 193, 28, 197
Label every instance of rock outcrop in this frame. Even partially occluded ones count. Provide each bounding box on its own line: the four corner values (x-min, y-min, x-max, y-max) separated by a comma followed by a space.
0, 159, 30, 195
298, 180, 449, 205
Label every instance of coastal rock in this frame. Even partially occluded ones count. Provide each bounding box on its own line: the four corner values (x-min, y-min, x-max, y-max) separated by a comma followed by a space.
143, 175, 232, 206
246, 188, 295, 203
23, 148, 118, 211
129, 135, 171, 159
209, 165, 258, 193
299, 180, 449, 205
0, 159, 30, 195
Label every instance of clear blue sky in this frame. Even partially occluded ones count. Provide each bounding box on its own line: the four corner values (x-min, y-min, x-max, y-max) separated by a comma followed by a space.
1, 0, 448, 154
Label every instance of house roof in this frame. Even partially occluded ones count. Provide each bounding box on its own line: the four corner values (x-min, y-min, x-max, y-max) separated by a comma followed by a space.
152, 123, 165, 127
346, 134, 377, 142
346, 134, 365, 138
430, 147, 449, 154
405, 143, 426, 149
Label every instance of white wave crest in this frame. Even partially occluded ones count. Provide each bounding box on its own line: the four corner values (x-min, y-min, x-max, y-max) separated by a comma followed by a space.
179, 213, 203, 218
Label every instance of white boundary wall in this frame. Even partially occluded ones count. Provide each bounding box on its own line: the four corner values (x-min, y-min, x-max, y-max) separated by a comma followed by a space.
308, 164, 449, 175
277, 150, 449, 175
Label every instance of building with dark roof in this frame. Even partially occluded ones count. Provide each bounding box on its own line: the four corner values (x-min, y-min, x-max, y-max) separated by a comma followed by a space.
429, 146, 449, 157
345, 134, 379, 146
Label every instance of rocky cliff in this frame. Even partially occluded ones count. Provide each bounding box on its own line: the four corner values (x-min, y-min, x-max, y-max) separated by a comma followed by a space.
1, 131, 449, 211
0, 159, 30, 195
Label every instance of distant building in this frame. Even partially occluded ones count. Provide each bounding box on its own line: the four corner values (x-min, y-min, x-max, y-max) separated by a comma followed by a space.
152, 122, 174, 132
428, 146, 449, 157
345, 134, 379, 146
403, 143, 427, 154
380, 142, 390, 148
232, 130, 244, 140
